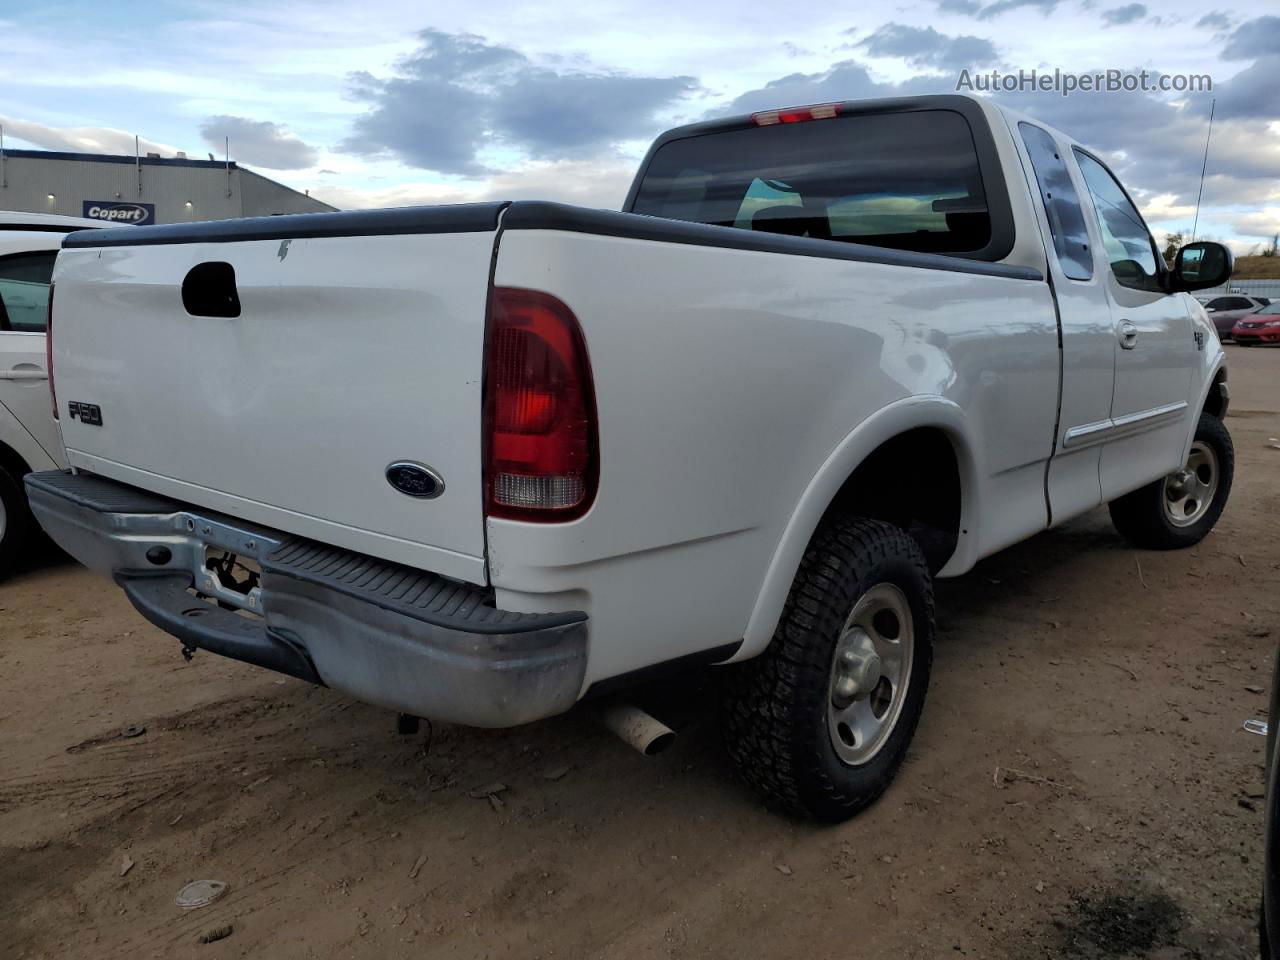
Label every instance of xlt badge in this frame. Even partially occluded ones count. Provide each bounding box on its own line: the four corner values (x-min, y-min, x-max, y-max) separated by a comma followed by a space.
67, 402, 103, 426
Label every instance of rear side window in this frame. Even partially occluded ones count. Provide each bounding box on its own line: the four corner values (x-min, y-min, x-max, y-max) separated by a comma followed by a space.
0, 251, 56, 332
1018, 123, 1092, 281
1073, 150, 1162, 293
631, 110, 996, 257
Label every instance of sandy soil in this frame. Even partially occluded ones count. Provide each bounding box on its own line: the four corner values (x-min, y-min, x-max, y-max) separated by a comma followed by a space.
3, 345, 1278, 960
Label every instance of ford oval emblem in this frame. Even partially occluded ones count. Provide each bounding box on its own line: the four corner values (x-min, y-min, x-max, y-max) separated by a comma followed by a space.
385, 462, 445, 499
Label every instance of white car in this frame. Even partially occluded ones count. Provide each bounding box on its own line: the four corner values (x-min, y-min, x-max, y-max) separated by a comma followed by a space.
29, 95, 1235, 820
0, 212, 103, 577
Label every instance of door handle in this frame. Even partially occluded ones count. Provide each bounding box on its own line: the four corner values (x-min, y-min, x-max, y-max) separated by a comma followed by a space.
0, 366, 46, 381
1117, 320, 1138, 350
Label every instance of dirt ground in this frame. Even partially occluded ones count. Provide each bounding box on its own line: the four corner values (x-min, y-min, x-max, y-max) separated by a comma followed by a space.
3, 346, 1278, 960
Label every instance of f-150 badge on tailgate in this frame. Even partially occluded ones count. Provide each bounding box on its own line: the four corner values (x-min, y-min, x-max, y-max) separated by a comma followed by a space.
385, 461, 444, 499
67, 402, 103, 426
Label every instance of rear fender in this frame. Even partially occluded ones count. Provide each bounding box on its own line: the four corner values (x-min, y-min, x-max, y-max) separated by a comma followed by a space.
733, 396, 980, 661
0, 400, 59, 477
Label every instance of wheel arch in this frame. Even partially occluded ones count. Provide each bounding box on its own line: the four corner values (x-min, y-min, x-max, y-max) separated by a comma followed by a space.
1186, 356, 1228, 456
0, 400, 58, 481
1201, 364, 1229, 420
0, 435, 36, 484
734, 397, 980, 660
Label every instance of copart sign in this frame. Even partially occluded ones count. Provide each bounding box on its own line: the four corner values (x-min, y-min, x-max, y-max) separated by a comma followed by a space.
82, 201, 155, 226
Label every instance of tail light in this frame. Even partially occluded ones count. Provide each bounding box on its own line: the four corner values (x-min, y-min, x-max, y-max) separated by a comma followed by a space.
46, 282, 57, 419
751, 102, 842, 126
483, 287, 598, 521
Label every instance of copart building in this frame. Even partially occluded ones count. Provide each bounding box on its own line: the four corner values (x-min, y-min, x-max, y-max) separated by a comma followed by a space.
0, 148, 335, 225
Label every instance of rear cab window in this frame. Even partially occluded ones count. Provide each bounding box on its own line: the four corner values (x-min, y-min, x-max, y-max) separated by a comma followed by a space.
629, 103, 1012, 261
0, 251, 57, 332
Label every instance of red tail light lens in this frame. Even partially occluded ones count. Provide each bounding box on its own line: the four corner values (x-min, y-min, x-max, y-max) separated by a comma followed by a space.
483, 287, 598, 521
751, 102, 842, 126
46, 282, 57, 420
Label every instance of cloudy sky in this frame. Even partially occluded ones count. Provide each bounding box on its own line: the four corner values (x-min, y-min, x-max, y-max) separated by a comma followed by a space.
2, 0, 1277, 251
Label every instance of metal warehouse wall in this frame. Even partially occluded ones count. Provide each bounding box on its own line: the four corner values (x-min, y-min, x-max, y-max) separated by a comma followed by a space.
0, 151, 334, 223
238, 169, 331, 217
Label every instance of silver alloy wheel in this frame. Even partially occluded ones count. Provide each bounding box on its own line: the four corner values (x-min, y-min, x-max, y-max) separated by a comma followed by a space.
827, 582, 914, 766
1163, 440, 1219, 528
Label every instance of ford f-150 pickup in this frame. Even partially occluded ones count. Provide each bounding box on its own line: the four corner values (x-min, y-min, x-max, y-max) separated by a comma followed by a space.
27, 94, 1235, 820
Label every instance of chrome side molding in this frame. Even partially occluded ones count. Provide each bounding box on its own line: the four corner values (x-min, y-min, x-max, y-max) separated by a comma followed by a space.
1063, 401, 1188, 450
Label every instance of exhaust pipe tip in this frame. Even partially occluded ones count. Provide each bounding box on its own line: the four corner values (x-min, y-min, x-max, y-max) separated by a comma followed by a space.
640, 729, 676, 757
600, 702, 676, 756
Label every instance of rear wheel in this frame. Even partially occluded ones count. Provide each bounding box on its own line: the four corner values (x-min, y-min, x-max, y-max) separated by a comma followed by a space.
1108, 413, 1233, 550
0, 466, 34, 581
721, 517, 934, 821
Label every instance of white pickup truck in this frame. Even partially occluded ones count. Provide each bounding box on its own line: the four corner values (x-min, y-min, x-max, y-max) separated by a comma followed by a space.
29, 94, 1234, 820
0, 212, 103, 578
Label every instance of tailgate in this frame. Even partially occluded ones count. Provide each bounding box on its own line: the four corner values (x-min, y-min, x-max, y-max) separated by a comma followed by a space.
51, 204, 506, 584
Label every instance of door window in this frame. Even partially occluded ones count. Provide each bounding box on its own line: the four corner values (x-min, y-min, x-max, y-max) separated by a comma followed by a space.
1018, 123, 1093, 280
1073, 151, 1162, 293
0, 251, 56, 332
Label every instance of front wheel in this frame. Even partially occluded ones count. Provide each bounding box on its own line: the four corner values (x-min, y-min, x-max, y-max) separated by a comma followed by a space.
1108, 412, 1234, 550
720, 517, 934, 821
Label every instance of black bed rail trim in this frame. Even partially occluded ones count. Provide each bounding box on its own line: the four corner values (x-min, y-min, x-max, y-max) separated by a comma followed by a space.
502, 201, 1043, 282
62, 202, 510, 248
58, 190, 1040, 280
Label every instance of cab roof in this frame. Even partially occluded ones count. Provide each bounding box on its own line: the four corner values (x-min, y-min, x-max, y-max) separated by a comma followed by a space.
0, 211, 106, 232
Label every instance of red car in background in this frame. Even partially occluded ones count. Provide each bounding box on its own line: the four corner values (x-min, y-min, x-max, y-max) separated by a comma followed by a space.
1234, 302, 1280, 346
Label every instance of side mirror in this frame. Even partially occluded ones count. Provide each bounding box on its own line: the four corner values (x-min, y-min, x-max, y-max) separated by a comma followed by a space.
1170, 241, 1233, 292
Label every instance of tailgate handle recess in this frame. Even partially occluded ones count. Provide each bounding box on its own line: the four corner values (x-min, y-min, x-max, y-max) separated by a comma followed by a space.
182, 262, 241, 318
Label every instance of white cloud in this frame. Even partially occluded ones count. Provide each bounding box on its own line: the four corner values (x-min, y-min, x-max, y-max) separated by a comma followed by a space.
0, 115, 179, 157
200, 115, 318, 170
314, 158, 637, 211
2, 0, 1277, 251
1228, 208, 1280, 242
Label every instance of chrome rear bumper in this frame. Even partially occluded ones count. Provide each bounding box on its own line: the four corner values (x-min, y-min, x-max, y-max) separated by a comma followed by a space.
25, 470, 588, 728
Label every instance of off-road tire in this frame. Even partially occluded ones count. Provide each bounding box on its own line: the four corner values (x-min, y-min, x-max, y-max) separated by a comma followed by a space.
721, 517, 934, 822
1108, 412, 1234, 550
